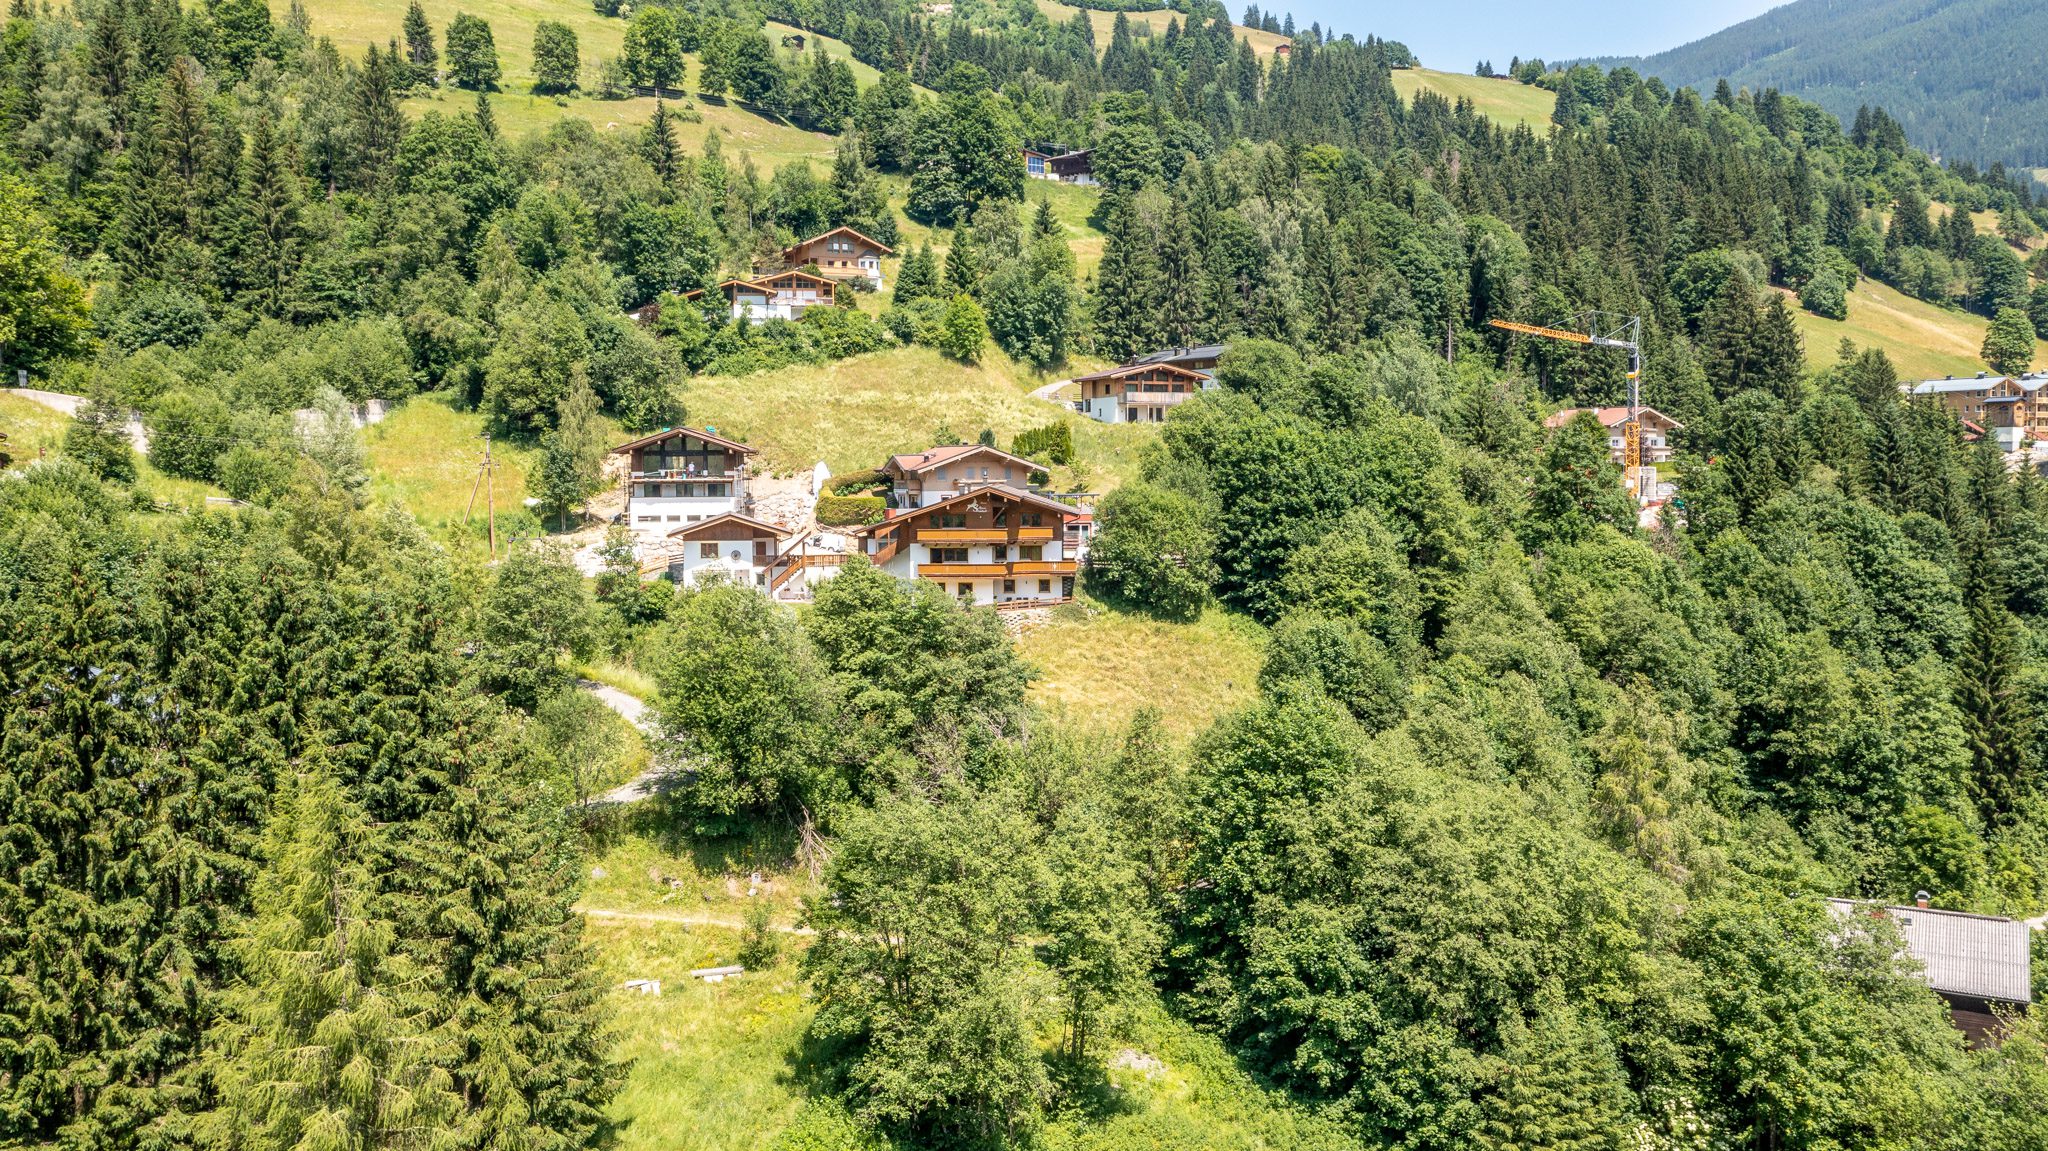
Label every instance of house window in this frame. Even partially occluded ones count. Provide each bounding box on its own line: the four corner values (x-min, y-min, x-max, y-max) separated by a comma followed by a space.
1020, 512, 1043, 527
667, 514, 682, 522
1038, 580, 1052, 593
1003, 580, 1017, 594
1017, 545, 1044, 561
637, 515, 658, 523
707, 484, 730, 498
699, 542, 718, 559
932, 547, 970, 563
939, 513, 967, 528
957, 583, 974, 598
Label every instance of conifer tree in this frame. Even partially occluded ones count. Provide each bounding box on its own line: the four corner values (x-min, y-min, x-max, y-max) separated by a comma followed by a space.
640, 99, 681, 187
1957, 588, 2035, 826
1476, 999, 1631, 1151
200, 759, 459, 1151
223, 110, 304, 315
1093, 196, 1163, 361
0, 530, 188, 1145
403, 0, 438, 87
895, 240, 938, 303
349, 44, 405, 186
943, 225, 981, 295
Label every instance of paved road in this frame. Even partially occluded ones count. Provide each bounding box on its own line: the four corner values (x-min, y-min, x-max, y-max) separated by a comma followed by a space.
1029, 379, 1074, 403
9, 388, 149, 452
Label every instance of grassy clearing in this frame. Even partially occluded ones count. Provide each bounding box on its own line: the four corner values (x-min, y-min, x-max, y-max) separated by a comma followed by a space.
1392, 68, 1556, 131
577, 657, 659, 701
0, 391, 71, 459
1017, 598, 1266, 743
363, 393, 539, 527
680, 345, 1152, 490
309, 0, 838, 163
1782, 278, 2048, 381
586, 892, 1354, 1151
590, 917, 813, 1151
1032, 1, 1292, 56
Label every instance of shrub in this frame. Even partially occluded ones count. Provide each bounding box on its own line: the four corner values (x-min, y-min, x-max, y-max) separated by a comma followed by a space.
828, 467, 886, 495
1799, 268, 1848, 321
1011, 420, 1073, 465
937, 295, 988, 363
815, 494, 886, 526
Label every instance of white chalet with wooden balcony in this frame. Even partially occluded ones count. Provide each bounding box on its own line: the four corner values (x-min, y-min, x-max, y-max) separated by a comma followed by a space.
851, 485, 1080, 606
610, 426, 757, 543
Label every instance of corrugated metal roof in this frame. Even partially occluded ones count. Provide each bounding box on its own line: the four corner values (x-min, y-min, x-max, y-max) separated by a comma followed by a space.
1908, 377, 2010, 394
1828, 899, 2033, 1004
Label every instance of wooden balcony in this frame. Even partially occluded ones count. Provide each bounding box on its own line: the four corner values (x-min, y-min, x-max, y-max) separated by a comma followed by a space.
1013, 527, 1056, 542
918, 528, 1012, 544
920, 561, 1077, 578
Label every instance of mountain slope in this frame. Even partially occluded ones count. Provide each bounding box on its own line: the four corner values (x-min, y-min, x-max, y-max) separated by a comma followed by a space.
1623, 0, 2048, 167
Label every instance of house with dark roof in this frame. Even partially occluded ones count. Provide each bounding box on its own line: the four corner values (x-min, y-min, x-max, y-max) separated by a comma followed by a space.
663, 512, 795, 590
850, 485, 1080, 606
681, 271, 838, 325
1128, 344, 1228, 374
779, 226, 893, 286
1828, 897, 2033, 1047
882, 443, 1045, 508
1023, 144, 1095, 185
610, 426, 757, 542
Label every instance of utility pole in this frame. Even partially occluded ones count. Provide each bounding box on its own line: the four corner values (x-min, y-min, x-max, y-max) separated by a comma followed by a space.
464, 432, 499, 559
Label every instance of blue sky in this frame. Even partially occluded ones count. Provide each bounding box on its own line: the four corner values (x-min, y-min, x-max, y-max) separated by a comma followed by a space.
1276, 1, 1789, 69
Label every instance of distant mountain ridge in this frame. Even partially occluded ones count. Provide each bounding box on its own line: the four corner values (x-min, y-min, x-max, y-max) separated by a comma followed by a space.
1615, 0, 2048, 168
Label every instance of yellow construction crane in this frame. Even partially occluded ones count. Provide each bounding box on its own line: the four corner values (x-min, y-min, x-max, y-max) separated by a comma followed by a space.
1489, 312, 1649, 498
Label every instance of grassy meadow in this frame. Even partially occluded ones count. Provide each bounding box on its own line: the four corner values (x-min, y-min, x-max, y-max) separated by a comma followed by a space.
1392, 68, 1557, 131
1782, 278, 2048, 381
1032, 1, 1293, 56
580, 824, 1350, 1151
678, 344, 1148, 490
1017, 598, 1267, 743
362, 392, 541, 527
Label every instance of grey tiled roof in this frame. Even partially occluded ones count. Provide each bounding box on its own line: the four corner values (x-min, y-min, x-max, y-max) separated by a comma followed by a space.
1829, 899, 2033, 1004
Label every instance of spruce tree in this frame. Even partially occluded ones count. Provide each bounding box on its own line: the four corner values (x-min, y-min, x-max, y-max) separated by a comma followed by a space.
383, 708, 621, 1149
403, 0, 438, 87
200, 758, 459, 1151
895, 241, 938, 303
348, 44, 405, 187
223, 110, 304, 315
640, 100, 680, 187
1093, 196, 1163, 361
1752, 294, 1806, 402
943, 225, 981, 295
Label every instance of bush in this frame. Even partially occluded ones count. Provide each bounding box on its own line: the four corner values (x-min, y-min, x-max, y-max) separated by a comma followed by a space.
828, 467, 885, 495
937, 295, 988, 363
1799, 268, 1849, 321
146, 389, 235, 482
1011, 420, 1073, 466
815, 494, 886, 527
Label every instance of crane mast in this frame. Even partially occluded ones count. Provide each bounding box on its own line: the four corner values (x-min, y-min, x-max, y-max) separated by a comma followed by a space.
1489, 313, 1648, 499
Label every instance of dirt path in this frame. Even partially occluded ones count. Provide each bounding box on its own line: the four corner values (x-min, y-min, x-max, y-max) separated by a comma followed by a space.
577, 679, 681, 805
578, 905, 815, 936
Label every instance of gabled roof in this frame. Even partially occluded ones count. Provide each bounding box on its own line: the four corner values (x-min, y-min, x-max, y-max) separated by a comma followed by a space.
1127, 344, 1227, 368
783, 225, 894, 258
666, 512, 793, 541
681, 278, 774, 301
1071, 362, 1213, 386
754, 269, 839, 289
1828, 899, 2032, 1005
610, 425, 758, 457
884, 443, 1040, 477
849, 484, 1077, 536
1541, 406, 1685, 431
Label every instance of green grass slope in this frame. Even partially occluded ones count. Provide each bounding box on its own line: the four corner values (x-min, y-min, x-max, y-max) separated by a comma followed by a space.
1018, 598, 1267, 743
1782, 279, 2048, 382
679, 345, 1149, 490
1392, 68, 1556, 131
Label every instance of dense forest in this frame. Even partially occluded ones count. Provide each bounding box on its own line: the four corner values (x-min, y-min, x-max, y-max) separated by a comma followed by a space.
2, 0, 2048, 1150
1618, 0, 2048, 170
